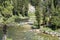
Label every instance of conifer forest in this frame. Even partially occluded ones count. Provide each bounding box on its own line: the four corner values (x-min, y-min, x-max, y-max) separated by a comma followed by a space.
0, 0, 60, 40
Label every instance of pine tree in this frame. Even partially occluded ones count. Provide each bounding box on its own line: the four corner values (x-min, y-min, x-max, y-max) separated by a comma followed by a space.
23, 0, 29, 17
0, 0, 13, 40
35, 0, 41, 28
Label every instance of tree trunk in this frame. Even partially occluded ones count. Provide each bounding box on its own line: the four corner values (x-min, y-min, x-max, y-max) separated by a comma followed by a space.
2, 34, 7, 40
2, 24, 7, 40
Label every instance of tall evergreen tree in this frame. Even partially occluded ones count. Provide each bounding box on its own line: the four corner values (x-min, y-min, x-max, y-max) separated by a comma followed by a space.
35, 0, 41, 28
23, 0, 29, 17
0, 0, 13, 40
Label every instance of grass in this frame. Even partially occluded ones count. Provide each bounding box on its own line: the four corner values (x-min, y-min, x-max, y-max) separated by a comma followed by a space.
6, 26, 59, 40
7, 38, 12, 40
41, 27, 53, 32
55, 29, 60, 33
39, 33, 59, 40
28, 13, 35, 17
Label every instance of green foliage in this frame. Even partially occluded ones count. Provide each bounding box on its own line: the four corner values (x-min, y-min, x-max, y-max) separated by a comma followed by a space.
50, 0, 60, 29
0, 0, 13, 24
0, 0, 60, 40
2, 1, 13, 18
51, 16, 60, 26
41, 27, 53, 32
34, 0, 41, 28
